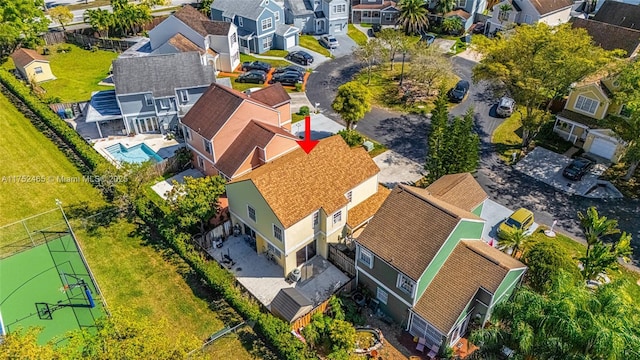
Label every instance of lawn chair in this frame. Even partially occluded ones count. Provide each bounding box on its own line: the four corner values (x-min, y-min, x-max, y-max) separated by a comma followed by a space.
427, 344, 439, 359
416, 337, 427, 353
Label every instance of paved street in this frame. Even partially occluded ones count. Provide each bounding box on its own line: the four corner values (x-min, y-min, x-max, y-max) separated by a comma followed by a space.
306, 52, 640, 262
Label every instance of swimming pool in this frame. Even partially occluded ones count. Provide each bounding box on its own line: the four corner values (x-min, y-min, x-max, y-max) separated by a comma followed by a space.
105, 143, 163, 164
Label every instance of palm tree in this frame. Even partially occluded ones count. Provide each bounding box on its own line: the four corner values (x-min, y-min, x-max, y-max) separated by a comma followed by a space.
578, 206, 620, 279
441, 17, 463, 35
84, 9, 114, 38
497, 228, 530, 259
397, 0, 430, 35
498, 4, 513, 23
435, 0, 456, 14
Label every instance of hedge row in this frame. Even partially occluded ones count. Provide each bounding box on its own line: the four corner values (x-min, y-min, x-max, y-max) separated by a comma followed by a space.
136, 197, 313, 360
0, 69, 111, 173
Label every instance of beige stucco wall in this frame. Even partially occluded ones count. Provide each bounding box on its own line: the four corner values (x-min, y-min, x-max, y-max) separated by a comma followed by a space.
23, 62, 55, 83
347, 175, 378, 208
565, 84, 609, 120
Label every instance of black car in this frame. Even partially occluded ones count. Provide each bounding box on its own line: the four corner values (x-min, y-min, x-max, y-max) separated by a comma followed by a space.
562, 157, 594, 181
448, 80, 470, 103
235, 70, 267, 84
273, 65, 306, 76
285, 51, 314, 65
269, 71, 304, 86
241, 61, 272, 72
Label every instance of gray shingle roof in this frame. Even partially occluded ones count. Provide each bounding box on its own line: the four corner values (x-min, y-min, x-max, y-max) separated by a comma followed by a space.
212, 0, 267, 21
270, 288, 314, 323
593, 1, 640, 30
112, 52, 216, 97
285, 0, 313, 16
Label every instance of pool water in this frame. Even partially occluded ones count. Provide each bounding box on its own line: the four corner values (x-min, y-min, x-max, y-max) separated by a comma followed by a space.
105, 143, 163, 164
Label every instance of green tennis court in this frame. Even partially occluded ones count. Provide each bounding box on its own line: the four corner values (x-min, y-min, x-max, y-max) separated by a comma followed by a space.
0, 232, 106, 344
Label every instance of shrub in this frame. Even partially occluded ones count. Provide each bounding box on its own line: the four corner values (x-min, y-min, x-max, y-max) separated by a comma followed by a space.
337, 129, 364, 147
298, 106, 310, 116
295, 83, 304, 92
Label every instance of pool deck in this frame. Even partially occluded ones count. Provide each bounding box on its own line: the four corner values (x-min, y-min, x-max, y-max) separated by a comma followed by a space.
93, 134, 183, 164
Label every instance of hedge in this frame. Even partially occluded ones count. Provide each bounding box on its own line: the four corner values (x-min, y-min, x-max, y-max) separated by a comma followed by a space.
0, 69, 111, 173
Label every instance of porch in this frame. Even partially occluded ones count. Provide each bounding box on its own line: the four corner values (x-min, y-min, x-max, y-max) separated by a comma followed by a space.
207, 235, 350, 308
351, 6, 399, 25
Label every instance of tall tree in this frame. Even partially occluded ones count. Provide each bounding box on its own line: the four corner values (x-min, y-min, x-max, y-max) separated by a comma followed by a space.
522, 240, 581, 294
84, 8, 114, 38
332, 81, 371, 130
397, 0, 430, 35
48, 6, 73, 31
612, 60, 640, 180
473, 23, 618, 148
0, 0, 50, 62
199, 0, 213, 16
497, 227, 531, 259
93, 161, 155, 216
424, 90, 449, 183
435, 0, 456, 14
353, 38, 385, 84
408, 44, 453, 96
167, 175, 226, 235
376, 28, 403, 70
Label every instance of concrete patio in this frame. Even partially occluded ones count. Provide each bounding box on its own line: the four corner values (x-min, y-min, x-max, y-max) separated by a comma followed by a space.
290, 113, 345, 140
151, 168, 204, 200
373, 150, 424, 188
93, 134, 183, 164
208, 236, 350, 308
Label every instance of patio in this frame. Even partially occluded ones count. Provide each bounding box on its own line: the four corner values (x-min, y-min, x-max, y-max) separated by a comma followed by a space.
151, 168, 204, 200
93, 134, 183, 163
207, 236, 350, 309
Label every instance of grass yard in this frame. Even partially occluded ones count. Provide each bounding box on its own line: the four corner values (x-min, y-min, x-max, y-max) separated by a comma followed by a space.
262, 49, 289, 57
491, 112, 523, 162
38, 43, 117, 102
348, 24, 368, 47
299, 35, 332, 57
240, 53, 290, 68
292, 113, 306, 123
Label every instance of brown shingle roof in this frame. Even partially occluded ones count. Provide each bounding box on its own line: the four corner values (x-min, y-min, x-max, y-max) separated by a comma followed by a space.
248, 83, 291, 107
425, 173, 487, 212
215, 120, 298, 177
593, 1, 640, 30
556, 109, 603, 129
529, 0, 572, 15
413, 240, 525, 333
571, 18, 640, 57
230, 136, 380, 228
357, 185, 475, 281
347, 185, 391, 229
174, 5, 232, 36
401, 186, 483, 221
167, 33, 207, 54
202, 20, 233, 35
353, 0, 397, 10
10, 48, 47, 68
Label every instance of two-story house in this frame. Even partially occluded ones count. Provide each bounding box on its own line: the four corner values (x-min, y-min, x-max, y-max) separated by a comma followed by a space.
211, 0, 299, 54
593, 0, 640, 25
112, 52, 216, 135
285, 0, 349, 34
351, 0, 400, 25
225, 135, 391, 278
355, 174, 527, 353
553, 76, 628, 162
485, 0, 573, 35
148, 5, 240, 73
180, 82, 302, 178
571, 17, 640, 58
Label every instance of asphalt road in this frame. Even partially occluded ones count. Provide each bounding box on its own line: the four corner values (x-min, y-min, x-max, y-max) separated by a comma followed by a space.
306, 54, 640, 263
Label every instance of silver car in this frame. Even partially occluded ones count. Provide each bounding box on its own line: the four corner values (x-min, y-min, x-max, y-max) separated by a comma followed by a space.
496, 97, 515, 117
320, 35, 339, 49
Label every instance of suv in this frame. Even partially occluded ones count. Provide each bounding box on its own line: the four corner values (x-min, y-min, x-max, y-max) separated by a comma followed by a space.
497, 208, 534, 240
448, 80, 470, 103
273, 65, 305, 76
320, 35, 339, 49
286, 51, 314, 65
269, 71, 304, 86
241, 61, 271, 72
235, 70, 267, 84
496, 97, 515, 117
562, 157, 594, 181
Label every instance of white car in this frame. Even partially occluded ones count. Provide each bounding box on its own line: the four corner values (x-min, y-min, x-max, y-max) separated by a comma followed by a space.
320, 35, 339, 49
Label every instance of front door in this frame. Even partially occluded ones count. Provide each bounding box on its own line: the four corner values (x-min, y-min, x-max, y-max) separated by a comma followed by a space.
243, 224, 256, 239
296, 240, 317, 267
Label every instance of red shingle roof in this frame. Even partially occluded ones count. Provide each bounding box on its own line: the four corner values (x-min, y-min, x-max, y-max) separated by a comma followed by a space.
10, 48, 48, 68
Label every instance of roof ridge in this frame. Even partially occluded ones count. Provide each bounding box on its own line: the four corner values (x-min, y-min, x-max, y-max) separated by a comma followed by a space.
399, 185, 463, 220
250, 120, 298, 139
462, 240, 524, 270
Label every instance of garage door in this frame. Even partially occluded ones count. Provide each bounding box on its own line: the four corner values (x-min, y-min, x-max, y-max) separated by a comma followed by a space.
334, 23, 343, 33
589, 137, 617, 159
285, 36, 296, 49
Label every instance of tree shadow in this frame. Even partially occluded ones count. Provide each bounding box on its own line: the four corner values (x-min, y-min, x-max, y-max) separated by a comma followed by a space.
65, 202, 119, 236
371, 115, 429, 163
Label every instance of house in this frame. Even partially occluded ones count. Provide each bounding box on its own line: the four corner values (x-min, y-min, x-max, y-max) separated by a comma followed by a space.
486, 0, 573, 35
211, 0, 300, 54
10, 48, 55, 83
285, 0, 349, 34
148, 5, 240, 73
225, 135, 391, 277
571, 18, 640, 58
180, 83, 301, 179
592, 0, 640, 29
355, 174, 527, 352
351, 0, 400, 25
553, 76, 628, 162
112, 52, 216, 135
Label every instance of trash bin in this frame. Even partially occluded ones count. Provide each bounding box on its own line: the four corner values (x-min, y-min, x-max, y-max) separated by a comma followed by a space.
57, 109, 66, 119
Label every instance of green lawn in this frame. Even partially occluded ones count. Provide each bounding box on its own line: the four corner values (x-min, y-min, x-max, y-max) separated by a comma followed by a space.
240, 53, 290, 68
292, 113, 306, 123
348, 24, 368, 47
262, 49, 289, 57
298, 35, 332, 57
38, 43, 117, 102
491, 112, 523, 163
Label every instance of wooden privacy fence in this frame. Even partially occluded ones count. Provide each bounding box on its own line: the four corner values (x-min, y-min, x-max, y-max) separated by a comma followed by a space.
42, 31, 138, 52
290, 278, 356, 330
328, 244, 356, 277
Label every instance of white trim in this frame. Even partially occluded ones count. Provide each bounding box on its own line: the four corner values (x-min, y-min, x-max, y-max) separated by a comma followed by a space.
272, 223, 284, 242
489, 268, 527, 309
229, 209, 283, 252
357, 267, 413, 308
358, 246, 374, 268
247, 204, 257, 222
574, 95, 599, 116
396, 272, 417, 298
121, 110, 158, 117
185, 144, 215, 165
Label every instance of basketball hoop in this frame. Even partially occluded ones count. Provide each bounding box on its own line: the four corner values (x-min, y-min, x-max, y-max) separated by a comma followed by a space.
59, 284, 70, 293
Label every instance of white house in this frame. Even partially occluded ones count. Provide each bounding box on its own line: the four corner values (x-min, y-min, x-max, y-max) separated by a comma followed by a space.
486, 0, 573, 34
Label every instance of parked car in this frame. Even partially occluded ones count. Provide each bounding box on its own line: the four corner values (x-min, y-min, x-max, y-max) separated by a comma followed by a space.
372, 24, 382, 33
497, 208, 535, 240
241, 61, 271, 72
286, 51, 314, 65
562, 157, 594, 181
235, 70, 267, 84
269, 71, 304, 86
448, 80, 470, 103
320, 35, 339, 49
496, 97, 515, 117
273, 65, 305, 76
420, 32, 436, 46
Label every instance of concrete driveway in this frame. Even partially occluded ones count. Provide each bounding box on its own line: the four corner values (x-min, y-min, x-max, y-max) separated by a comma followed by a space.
331, 33, 358, 58
288, 46, 331, 69
373, 150, 424, 189
290, 113, 345, 139
480, 199, 539, 245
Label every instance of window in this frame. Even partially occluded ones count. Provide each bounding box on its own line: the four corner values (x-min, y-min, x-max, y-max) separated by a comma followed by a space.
34, 66, 43, 74
376, 287, 388, 305
524, 14, 533, 24
267, 243, 281, 258
184, 126, 191, 140
239, 17, 244, 27
273, 224, 284, 242
397, 274, 415, 295
203, 139, 212, 154
179, 90, 188, 103
313, 211, 320, 227
263, 36, 273, 49
248, 205, 256, 221
346, 191, 353, 203
159, 98, 170, 110
144, 94, 153, 106
333, 4, 346, 13
261, 17, 273, 31
275, 11, 280, 22
333, 210, 342, 224
575, 95, 599, 115
359, 247, 373, 268
620, 104, 632, 117
456, 0, 466, 7
197, 156, 205, 170
384, 13, 394, 21
230, 33, 237, 44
